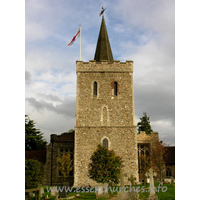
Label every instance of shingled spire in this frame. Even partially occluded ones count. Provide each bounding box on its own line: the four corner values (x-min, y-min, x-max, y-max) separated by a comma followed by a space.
94, 16, 114, 62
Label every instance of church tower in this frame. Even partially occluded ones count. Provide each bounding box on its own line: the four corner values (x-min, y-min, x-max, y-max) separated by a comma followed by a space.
74, 16, 138, 186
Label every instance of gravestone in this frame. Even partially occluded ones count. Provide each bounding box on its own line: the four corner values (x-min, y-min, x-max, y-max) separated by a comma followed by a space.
127, 175, 138, 200
51, 187, 58, 197
30, 193, 35, 197
40, 187, 44, 196
117, 169, 127, 187
145, 168, 158, 200
128, 175, 137, 186
55, 193, 59, 200
95, 183, 109, 199
116, 170, 137, 200
59, 182, 69, 198
164, 178, 171, 184
127, 190, 138, 200
59, 189, 67, 198
117, 170, 128, 200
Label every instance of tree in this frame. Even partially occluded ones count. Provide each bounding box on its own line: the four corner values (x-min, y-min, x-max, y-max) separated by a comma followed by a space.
57, 152, 73, 182
138, 154, 151, 182
25, 159, 44, 189
88, 145, 123, 185
25, 115, 47, 150
151, 141, 167, 181
137, 112, 153, 134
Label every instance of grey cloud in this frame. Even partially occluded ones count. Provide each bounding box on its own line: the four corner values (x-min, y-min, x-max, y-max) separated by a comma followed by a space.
25, 71, 32, 85
134, 80, 175, 146
26, 97, 45, 110
151, 122, 175, 146
26, 97, 76, 118
37, 93, 62, 102
163, 133, 175, 146
134, 83, 175, 124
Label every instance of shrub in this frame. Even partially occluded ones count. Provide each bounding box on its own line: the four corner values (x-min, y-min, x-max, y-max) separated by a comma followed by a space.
88, 144, 123, 185
25, 159, 44, 189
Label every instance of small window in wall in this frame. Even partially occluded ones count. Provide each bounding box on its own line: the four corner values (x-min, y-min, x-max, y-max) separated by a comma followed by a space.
94, 81, 97, 96
166, 168, 172, 177
114, 82, 118, 96
103, 138, 108, 149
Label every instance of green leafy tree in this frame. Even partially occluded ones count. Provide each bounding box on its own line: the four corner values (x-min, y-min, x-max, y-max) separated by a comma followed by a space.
57, 152, 73, 182
25, 115, 47, 150
88, 145, 123, 185
137, 112, 153, 134
25, 159, 44, 189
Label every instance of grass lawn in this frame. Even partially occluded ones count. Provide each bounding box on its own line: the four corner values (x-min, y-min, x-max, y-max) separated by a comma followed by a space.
41, 182, 175, 200
136, 182, 175, 200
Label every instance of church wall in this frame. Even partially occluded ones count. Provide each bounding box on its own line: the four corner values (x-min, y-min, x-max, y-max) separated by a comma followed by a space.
74, 60, 138, 186
137, 131, 161, 180
76, 60, 135, 127
137, 131, 175, 181
44, 133, 74, 186
74, 126, 138, 186
137, 131, 159, 143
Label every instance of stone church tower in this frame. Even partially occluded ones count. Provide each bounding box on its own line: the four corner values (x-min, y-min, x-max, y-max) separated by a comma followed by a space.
74, 16, 138, 186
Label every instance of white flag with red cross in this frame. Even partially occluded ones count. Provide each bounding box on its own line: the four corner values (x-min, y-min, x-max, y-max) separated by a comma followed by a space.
68, 26, 81, 47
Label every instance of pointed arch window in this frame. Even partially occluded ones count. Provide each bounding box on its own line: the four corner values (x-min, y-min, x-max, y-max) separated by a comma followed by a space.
103, 138, 108, 149
93, 81, 97, 96
114, 82, 118, 96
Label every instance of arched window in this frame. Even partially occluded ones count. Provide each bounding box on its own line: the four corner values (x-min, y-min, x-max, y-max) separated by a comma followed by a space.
114, 82, 118, 96
93, 81, 97, 96
103, 138, 108, 149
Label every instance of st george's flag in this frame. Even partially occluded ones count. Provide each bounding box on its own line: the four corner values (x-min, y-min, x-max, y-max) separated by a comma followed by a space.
68, 26, 81, 47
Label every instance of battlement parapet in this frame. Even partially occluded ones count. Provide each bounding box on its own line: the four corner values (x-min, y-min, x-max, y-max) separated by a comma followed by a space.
76, 60, 133, 73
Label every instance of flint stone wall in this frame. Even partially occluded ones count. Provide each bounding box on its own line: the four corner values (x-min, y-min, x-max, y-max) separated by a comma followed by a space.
74, 126, 138, 186
74, 60, 138, 186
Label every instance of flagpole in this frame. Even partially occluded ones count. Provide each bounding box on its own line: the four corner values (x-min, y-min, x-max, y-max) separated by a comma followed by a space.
79, 25, 81, 61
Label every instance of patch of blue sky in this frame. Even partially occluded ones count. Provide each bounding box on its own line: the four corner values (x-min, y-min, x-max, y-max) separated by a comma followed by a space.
35, 71, 42, 77
53, 83, 64, 89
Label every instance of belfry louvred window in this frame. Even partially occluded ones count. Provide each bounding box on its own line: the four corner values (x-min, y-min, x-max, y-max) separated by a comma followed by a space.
93, 81, 97, 96
114, 82, 118, 96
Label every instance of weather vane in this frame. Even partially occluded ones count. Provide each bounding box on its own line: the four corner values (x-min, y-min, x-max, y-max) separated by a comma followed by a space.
99, 7, 106, 16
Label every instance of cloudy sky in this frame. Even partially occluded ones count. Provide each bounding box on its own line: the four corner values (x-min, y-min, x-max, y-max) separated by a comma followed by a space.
25, 0, 175, 145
